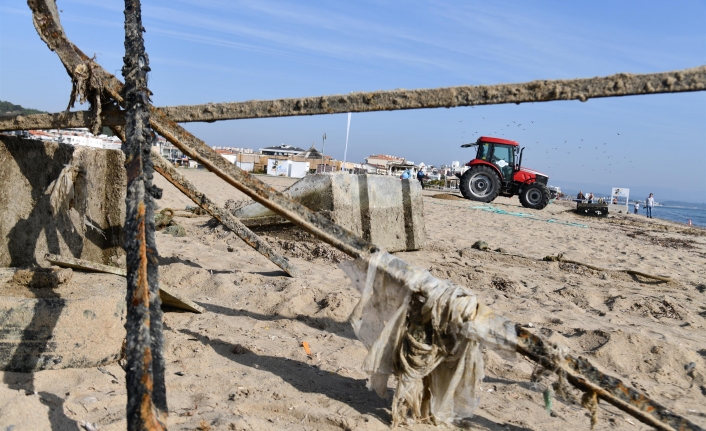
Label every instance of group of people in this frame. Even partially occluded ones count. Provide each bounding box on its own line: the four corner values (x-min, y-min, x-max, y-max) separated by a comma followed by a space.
635, 193, 655, 218
400, 168, 428, 190
577, 190, 657, 219
576, 191, 596, 203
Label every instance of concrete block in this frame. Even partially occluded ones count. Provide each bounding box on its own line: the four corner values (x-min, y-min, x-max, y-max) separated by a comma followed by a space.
236, 173, 426, 252
0, 136, 125, 267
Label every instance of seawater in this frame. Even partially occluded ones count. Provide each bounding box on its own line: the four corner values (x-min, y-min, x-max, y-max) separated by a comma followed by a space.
633, 206, 706, 227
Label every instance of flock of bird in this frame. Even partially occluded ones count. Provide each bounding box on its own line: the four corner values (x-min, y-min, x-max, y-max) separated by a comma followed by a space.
455, 116, 634, 175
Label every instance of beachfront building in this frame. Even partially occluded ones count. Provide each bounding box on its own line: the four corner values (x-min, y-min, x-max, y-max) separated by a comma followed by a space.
24, 128, 122, 151
260, 144, 306, 157
365, 154, 419, 176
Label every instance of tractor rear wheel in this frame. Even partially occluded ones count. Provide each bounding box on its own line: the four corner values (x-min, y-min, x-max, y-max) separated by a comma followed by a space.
519, 182, 550, 209
460, 166, 500, 203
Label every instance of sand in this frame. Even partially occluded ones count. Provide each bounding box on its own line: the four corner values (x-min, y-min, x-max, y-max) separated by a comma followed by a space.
1, 170, 705, 431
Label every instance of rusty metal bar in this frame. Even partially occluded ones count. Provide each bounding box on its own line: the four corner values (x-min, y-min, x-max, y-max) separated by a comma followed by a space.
516, 327, 700, 431
150, 152, 301, 278
121, 0, 167, 429
131, 66, 706, 121
0, 109, 124, 132
2, 66, 704, 131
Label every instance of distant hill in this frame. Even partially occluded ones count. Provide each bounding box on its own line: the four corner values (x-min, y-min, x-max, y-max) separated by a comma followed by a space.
0, 101, 46, 116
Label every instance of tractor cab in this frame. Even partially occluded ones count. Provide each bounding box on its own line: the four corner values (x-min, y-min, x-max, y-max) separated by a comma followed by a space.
462, 137, 519, 185
457, 136, 551, 209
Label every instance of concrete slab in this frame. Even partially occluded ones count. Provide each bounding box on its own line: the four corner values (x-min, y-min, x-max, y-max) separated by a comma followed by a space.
235, 173, 426, 252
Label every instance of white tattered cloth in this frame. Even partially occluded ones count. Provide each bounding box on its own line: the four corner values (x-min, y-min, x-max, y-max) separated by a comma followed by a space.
342, 251, 516, 426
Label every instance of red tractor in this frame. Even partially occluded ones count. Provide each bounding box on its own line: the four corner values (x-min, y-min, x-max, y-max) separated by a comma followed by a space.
456, 136, 551, 209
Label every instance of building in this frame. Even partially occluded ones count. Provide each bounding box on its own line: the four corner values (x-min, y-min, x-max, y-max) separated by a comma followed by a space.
260, 144, 306, 156
216, 149, 254, 172
24, 128, 122, 150
365, 154, 404, 167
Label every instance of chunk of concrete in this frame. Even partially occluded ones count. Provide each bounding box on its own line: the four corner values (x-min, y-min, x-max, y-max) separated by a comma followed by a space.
236, 173, 426, 252
0, 271, 126, 372
0, 136, 126, 267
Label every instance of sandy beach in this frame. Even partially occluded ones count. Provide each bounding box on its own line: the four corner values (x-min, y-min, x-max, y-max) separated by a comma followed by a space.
2, 169, 705, 431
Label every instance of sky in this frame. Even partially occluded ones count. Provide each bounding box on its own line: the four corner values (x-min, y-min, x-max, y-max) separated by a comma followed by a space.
1, 0, 705, 202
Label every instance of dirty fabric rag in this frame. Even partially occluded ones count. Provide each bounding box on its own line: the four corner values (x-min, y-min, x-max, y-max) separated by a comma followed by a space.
342, 251, 516, 426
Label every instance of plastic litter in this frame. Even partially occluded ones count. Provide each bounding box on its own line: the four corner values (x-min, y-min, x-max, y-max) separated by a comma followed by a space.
342, 251, 516, 426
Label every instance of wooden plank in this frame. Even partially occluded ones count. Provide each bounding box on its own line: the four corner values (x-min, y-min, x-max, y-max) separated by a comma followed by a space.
44, 253, 203, 313
45, 253, 127, 276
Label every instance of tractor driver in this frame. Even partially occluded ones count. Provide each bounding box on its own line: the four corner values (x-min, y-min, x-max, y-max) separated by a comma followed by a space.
478, 143, 490, 161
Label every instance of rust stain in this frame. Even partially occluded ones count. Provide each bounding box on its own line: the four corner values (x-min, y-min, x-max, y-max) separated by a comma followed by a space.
132, 201, 149, 307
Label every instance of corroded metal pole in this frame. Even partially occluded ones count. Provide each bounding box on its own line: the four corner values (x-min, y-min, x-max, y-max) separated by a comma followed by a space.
516, 327, 699, 431
122, 0, 167, 429
150, 152, 301, 278
2, 66, 705, 131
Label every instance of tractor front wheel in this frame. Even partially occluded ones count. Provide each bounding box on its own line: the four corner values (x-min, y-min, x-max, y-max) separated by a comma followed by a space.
519, 182, 550, 210
460, 166, 500, 203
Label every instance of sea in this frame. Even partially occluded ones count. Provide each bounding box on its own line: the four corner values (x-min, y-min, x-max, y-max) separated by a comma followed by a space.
643, 206, 706, 227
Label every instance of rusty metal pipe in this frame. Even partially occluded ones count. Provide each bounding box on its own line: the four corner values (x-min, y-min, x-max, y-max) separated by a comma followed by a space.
2, 66, 704, 131
121, 0, 167, 429
150, 152, 301, 278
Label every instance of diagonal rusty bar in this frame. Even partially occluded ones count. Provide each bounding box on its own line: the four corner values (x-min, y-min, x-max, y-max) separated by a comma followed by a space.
121, 0, 167, 429
516, 327, 699, 431
150, 152, 301, 277
111, 124, 301, 278
2, 66, 704, 132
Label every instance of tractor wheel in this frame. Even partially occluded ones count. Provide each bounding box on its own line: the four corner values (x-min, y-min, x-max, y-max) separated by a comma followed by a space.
459, 166, 500, 203
519, 182, 550, 210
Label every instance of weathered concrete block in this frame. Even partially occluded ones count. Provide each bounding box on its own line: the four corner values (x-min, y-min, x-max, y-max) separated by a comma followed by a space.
0, 136, 125, 267
0, 270, 126, 372
236, 173, 426, 252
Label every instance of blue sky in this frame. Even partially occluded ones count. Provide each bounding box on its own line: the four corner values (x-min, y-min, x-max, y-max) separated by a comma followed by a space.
1, 0, 705, 202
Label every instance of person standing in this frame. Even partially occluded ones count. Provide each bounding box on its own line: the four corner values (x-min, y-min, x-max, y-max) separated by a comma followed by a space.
645, 193, 655, 218
634, 201, 640, 214
587, 192, 594, 203
416, 168, 426, 189
576, 191, 585, 201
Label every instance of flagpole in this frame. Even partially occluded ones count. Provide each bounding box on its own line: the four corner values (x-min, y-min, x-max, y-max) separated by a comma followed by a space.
342, 112, 351, 172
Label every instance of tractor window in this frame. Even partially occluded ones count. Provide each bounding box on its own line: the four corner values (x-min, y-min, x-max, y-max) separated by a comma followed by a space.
477, 143, 491, 161
491, 145, 514, 181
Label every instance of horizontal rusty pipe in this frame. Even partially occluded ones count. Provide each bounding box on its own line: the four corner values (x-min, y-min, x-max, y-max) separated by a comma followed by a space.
2, 66, 705, 131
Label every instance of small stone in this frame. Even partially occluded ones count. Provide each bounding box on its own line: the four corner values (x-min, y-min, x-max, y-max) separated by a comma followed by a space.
227, 246, 234, 252
472, 240, 489, 251
232, 344, 248, 355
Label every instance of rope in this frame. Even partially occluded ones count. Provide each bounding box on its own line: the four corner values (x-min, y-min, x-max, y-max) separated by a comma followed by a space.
426, 200, 588, 228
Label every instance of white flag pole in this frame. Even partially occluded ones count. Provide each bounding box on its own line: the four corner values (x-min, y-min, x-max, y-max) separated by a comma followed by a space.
342, 112, 351, 172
